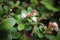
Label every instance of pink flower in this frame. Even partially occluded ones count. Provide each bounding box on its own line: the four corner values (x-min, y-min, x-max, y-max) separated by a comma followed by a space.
53, 22, 59, 31
32, 9, 37, 16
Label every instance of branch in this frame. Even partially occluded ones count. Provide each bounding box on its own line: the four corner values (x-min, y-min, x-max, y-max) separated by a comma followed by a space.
29, 16, 43, 37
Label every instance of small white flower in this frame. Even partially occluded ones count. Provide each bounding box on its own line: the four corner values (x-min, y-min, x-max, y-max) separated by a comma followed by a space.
21, 13, 27, 18
21, 10, 27, 18
10, 9, 12, 11
53, 22, 59, 31
31, 17, 37, 22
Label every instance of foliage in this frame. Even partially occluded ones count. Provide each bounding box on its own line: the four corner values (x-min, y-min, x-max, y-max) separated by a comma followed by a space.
0, 0, 60, 40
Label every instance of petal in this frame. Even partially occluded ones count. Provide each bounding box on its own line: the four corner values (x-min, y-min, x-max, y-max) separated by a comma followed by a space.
53, 22, 59, 31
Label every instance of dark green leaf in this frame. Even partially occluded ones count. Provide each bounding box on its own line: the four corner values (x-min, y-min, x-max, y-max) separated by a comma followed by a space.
25, 26, 32, 31
34, 26, 40, 34
9, 1, 15, 8
15, 1, 20, 7
4, 6, 9, 13
0, 0, 4, 3
40, 0, 58, 12
38, 33, 44, 38
0, 18, 16, 31
45, 35, 58, 40
11, 32, 20, 39
57, 29, 60, 40
0, 6, 4, 16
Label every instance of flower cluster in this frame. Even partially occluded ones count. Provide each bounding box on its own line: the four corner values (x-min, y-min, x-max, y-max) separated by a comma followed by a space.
20, 9, 38, 22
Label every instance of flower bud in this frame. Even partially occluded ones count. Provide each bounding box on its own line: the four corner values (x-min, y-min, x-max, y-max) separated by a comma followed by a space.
48, 22, 53, 27
44, 26, 47, 30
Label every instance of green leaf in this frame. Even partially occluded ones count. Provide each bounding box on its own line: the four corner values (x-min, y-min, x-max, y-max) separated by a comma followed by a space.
9, 1, 15, 8
16, 7, 24, 14
27, 19, 35, 25
7, 34, 12, 40
15, 1, 20, 7
11, 27, 17, 32
4, 6, 9, 13
0, 0, 4, 3
45, 35, 58, 40
0, 6, 4, 16
34, 26, 44, 38
11, 32, 20, 39
42, 13, 52, 19
17, 23, 25, 31
34, 26, 40, 34
30, 0, 38, 4
39, 26, 44, 32
49, 36, 58, 40
27, 7, 32, 13
18, 34, 29, 40
14, 14, 21, 20
17, 18, 24, 24
0, 18, 16, 31
38, 33, 44, 38
25, 26, 32, 31
40, 0, 58, 12
16, 8, 21, 14
39, 23, 45, 32
57, 29, 60, 40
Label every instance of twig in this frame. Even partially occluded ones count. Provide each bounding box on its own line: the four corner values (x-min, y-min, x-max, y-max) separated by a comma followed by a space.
29, 16, 43, 37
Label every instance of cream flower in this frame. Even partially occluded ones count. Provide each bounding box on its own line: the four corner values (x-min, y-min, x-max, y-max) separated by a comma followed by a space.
53, 22, 59, 31
31, 17, 37, 22
10, 9, 12, 11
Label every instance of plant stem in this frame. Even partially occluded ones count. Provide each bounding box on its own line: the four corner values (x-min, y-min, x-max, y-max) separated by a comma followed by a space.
30, 16, 43, 37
